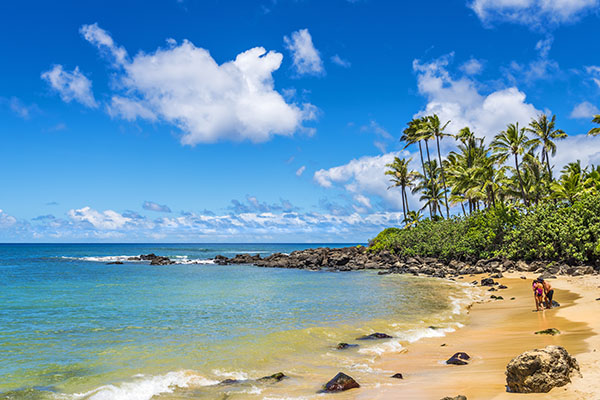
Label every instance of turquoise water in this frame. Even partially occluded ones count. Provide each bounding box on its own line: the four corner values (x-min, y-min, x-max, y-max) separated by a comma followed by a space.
0, 244, 472, 399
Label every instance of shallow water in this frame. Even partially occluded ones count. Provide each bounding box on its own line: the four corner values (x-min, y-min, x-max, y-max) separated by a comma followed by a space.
0, 244, 476, 399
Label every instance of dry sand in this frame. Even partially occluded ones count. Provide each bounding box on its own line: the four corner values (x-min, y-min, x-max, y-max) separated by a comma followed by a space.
356, 272, 600, 399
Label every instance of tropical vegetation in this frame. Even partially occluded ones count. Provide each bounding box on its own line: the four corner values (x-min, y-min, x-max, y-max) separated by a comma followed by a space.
376, 113, 600, 265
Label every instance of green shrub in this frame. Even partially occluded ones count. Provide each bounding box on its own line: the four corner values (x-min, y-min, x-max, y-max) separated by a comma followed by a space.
369, 192, 600, 265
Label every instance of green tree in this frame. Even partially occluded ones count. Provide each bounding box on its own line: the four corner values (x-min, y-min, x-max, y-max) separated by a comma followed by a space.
588, 115, 600, 136
401, 118, 432, 218
526, 114, 567, 182
491, 122, 535, 206
385, 157, 416, 221
423, 114, 451, 218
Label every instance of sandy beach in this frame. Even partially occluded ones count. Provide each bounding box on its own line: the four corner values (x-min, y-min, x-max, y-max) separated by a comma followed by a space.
353, 272, 600, 399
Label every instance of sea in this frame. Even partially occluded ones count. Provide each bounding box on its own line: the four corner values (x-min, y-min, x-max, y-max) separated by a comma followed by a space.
0, 243, 479, 400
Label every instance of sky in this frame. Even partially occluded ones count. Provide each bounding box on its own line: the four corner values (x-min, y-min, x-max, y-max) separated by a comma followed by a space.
1, 0, 599, 242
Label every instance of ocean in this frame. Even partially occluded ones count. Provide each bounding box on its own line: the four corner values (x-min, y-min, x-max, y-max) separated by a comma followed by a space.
0, 244, 478, 399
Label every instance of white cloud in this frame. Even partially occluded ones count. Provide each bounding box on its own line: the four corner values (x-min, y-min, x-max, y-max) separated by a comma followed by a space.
314, 151, 419, 212
553, 134, 600, 170
331, 54, 351, 68
41, 65, 97, 108
460, 58, 484, 75
413, 56, 541, 144
78, 25, 316, 144
0, 96, 40, 119
143, 201, 172, 213
570, 101, 600, 119
79, 23, 128, 65
296, 165, 306, 176
68, 206, 132, 230
0, 209, 17, 228
586, 66, 600, 88
469, 0, 599, 28
283, 29, 324, 76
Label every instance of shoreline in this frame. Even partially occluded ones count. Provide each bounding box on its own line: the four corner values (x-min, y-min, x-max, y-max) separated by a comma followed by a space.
356, 272, 600, 399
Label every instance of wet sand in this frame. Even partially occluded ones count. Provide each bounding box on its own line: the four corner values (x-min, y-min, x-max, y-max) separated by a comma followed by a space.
356, 272, 600, 399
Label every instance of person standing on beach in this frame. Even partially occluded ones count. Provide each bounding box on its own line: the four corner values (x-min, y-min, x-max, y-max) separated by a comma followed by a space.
540, 279, 554, 309
532, 279, 545, 311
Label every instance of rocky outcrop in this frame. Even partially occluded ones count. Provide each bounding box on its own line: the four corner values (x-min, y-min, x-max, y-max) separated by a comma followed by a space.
320, 372, 360, 392
446, 352, 471, 365
214, 246, 599, 278
505, 345, 580, 393
128, 253, 175, 265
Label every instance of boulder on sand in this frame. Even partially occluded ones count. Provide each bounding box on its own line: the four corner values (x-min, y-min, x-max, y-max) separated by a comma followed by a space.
446, 352, 471, 365
535, 328, 560, 336
320, 372, 360, 392
505, 345, 580, 393
440, 396, 467, 400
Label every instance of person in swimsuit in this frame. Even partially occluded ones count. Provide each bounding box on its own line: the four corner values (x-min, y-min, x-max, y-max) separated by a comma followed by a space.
540, 279, 554, 309
532, 279, 545, 311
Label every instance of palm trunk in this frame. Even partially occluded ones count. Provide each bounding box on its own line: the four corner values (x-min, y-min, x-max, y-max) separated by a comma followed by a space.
545, 151, 553, 181
436, 135, 450, 218
418, 141, 433, 219
514, 153, 529, 206
461, 201, 466, 216
400, 184, 407, 224
403, 186, 411, 214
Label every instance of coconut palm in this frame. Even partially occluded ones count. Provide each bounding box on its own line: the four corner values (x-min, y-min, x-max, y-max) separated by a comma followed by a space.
526, 114, 567, 182
385, 157, 416, 220
588, 115, 600, 136
423, 114, 451, 218
551, 170, 583, 205
491, 123, 535, 206
412, 160, 444, 217
402, 118, 432, 218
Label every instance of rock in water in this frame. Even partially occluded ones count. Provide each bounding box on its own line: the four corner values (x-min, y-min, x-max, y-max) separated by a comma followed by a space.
446, 352, 470, 365
320, 372, 360, 392
535, 328, 561, 336
336, 342, 358, 350
505, 345, 580, 393
257, 372, 286, 383
356, 332, 393, 340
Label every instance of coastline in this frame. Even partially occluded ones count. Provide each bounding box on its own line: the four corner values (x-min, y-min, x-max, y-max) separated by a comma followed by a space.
358, 272, 600, 399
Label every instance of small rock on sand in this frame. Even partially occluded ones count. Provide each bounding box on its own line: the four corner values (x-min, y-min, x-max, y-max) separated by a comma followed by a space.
320, 372, 360, 392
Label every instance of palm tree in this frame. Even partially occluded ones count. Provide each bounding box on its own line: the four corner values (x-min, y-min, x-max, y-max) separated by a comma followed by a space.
526, 114, 567, 182
588, 115, 600, 136
385, 157, 415, 220
423, 114, 451, 218
402, 118, 432, 218
413, 160, 444, 216
491, 122, 535, 206
551, 169, 583, 205
404, 210, 422, 228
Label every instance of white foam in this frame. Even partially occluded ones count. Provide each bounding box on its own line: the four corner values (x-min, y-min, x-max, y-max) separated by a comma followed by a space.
358, 339, 405, 356
70, 371, 218, 400
61, 255, 140, 263
212, 369, 250, 380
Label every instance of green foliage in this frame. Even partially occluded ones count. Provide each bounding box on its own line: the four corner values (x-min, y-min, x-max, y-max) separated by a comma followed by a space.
370, 192, 600, 265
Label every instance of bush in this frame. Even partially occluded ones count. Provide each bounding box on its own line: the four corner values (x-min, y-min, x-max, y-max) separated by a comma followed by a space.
369, 192, 600, 265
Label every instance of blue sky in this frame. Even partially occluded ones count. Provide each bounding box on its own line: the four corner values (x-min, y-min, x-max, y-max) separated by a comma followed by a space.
1, 0, 599, 242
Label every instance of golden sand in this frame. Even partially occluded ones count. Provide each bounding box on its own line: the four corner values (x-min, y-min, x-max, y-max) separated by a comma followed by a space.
354, 273, 600, 399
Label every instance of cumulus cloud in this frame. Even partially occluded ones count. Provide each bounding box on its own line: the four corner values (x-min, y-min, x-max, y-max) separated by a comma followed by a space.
331, 54, 351, 68
570, 101, 600, 119
504, 36, 560, 84
142, 201, 172, 213
296, 165, 306, 176
469, 0, 599, 29
68, 206, 132, 230
413, 55, 541, 144
0, 209, 17, 228
460, 58, 484, 75
553, 134, 600, 170
0, 97, 40, 119
41, 65, 97, 107
68, 23, 317, 144
284, 29, 325, 76
314, 150, 419, 212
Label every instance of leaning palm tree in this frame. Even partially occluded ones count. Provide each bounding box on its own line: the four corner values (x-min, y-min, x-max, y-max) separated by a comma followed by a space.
526, 114, 567, 182
588, 115, 600, 136
385, 157, 415, 220
423, 114, 451, 218
491, 122, 535, 206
